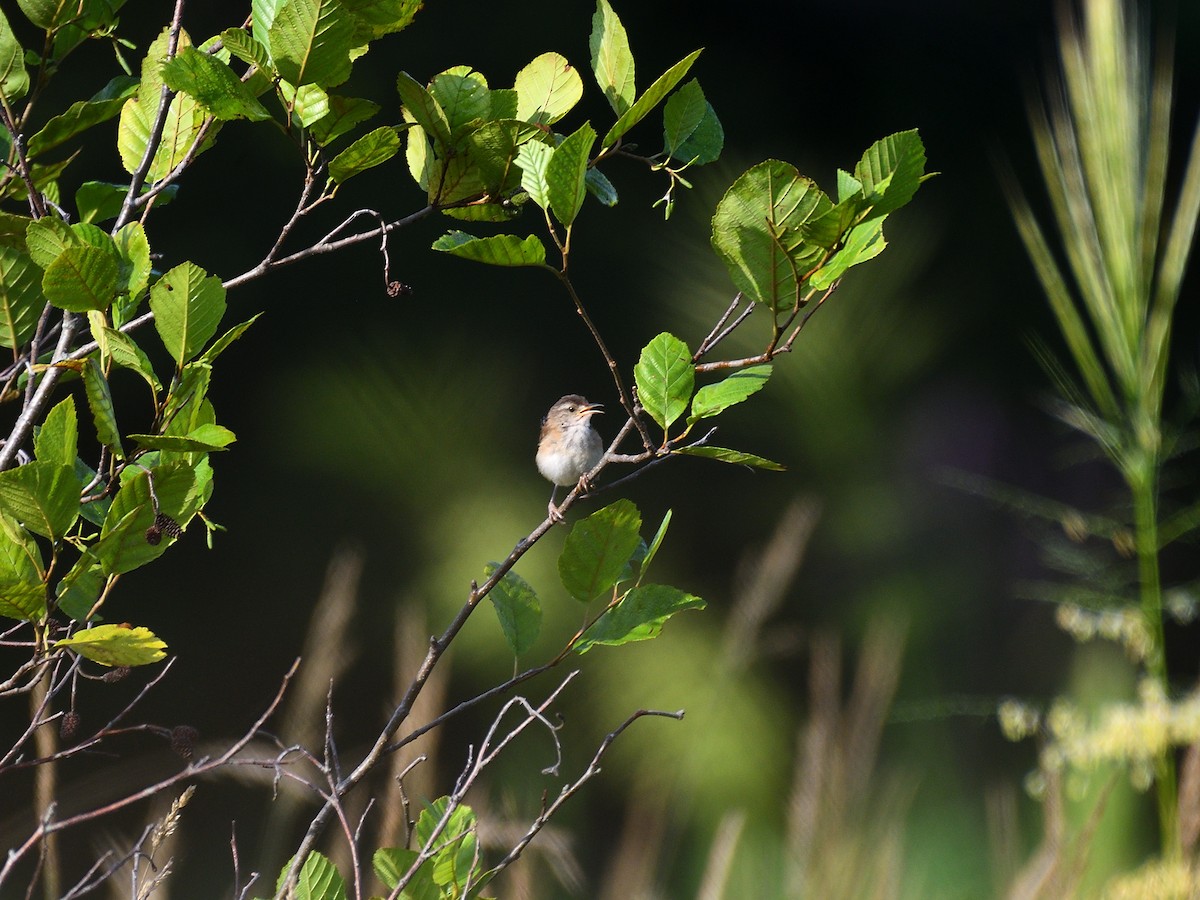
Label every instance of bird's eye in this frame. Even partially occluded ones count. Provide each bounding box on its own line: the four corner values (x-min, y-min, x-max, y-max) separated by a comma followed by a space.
567, 405, 576, 412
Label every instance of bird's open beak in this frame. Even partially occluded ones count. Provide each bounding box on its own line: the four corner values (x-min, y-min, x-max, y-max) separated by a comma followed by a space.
582, 403, 603, 417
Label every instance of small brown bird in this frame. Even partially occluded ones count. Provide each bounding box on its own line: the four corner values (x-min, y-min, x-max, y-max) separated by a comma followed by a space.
537, 394, 604, 521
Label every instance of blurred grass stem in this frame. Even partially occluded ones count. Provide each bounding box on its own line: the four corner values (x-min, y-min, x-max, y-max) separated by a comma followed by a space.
1009, 0, 1200, 858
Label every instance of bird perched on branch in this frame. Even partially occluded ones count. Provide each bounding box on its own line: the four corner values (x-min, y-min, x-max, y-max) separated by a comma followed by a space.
537, 394, 604, 522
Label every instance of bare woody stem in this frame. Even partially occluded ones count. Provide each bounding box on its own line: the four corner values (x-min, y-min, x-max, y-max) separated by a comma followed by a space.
547, 267, 655, 450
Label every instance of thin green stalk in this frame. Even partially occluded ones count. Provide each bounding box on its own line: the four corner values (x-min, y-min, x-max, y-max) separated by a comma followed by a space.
1130, 466, 1175, 857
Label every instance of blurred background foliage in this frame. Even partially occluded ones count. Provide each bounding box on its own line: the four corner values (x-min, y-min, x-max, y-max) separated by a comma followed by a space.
3, 0, 1200, 896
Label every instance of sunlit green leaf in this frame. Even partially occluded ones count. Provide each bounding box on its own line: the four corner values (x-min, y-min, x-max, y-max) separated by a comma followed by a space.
484, 563, 541, 657
220, 27, 274, 75
515, 139, 552, 210
688, 365, 771, 423
575, 583, 704, 653
396, 71, 452, 146
310, 94, 379, 145
42, 243, 121, 312
711, 160, 833, 313
809, 217, 887, 290
414, 799, 477, 891
55, 556, 103, 621
547, 122, 595, 226
559, 499, 642, 603
55, 624, 167, 667
0, 8, 29, 101
199, 313, 261, 364
34, 395, 77, 466
432, 231, 546, 267
514, 52, 582, 126
0, 460, 80, 540
269, 0, 355, 88
590, 0, 635, 115
95, 462, 201, 574
854, 129, 926, 217
128, 423, 236, 452
328, 125, 400, 183
634, 332, 694, 432
601, 48, 701, 151
676, 444, 786, 470
149, 261, 227, 366
0, 511, 45, 620
82, 356, 123, 458
0, 246, 42, 349
430, 66, 490, 135
162, 46, 272, 121
28, 77, 137, 157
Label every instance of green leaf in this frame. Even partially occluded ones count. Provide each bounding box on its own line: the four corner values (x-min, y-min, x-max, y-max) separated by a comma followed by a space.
82, 356, 123, 458
575, 583, 703, 653
585, 166, 618, 207
515, 139, 552, 210
16, 0, 73, 30
35, 396, 77, 466
280, 80, 329, 127
396, 71, 452, 147
547, 122, 595, 226
676, 445, 786, 470
95, 463, 201, 574
118, 29, 211, 181
269, 0, 355, 88
101, 327, 160, 392
710, 160, 833, 313
590, 0, 635, 115
220, 27, 274, 75
162, 46, 272, 121
0, 8, 29, 101
113, 221, 153, 307
0, 511, 45, 621
669, 96, 722, 165
601, 48, 701, 152
372, 847, 438, 898
663, 79, 705, 157
836, 168, 863, 203
432, 231, 546, 267
310, 94, 379, 145
25, 216, 73, 268
75, 181, 178, 225
128, 423, 236, 452
639, 508, 672, 582
688, 364, 771, 423
430, 66, 491, 136
559, 499, 642, 603
514, 52, 582, 126
484, 564, 541, 657
328, 125, 399, 183
341, 0, 421, 42
55, 556, 104, 621
149, 261, 227, 367
463, 118, 542, 194
853, 129, 926, 217
0, 461, 81, 540
42, 243, 121, 312
199, 313, 261, 364
28, 78, 137, 157
0, 246, 43, 349
809, 217, 887, 290
55, 624, 167, 666
414, 799, 478, 890
275, 851, 347, 900
634, 332, 694, 432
